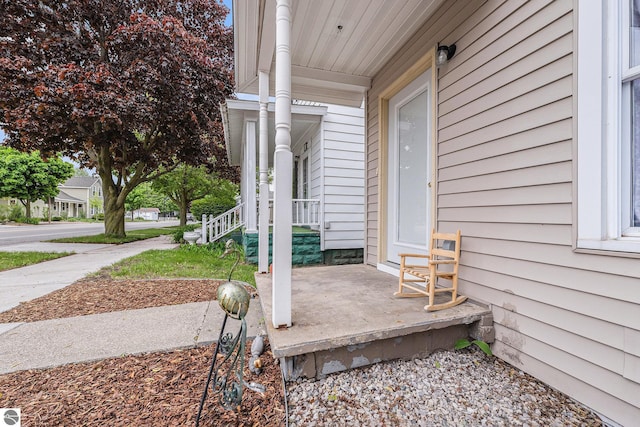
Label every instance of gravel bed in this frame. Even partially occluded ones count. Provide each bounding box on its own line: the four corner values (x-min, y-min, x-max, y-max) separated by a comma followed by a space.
286, 348, 603, 426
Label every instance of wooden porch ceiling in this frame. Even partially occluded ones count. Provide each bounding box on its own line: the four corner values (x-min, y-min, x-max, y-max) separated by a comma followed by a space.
233, 0, 445, 107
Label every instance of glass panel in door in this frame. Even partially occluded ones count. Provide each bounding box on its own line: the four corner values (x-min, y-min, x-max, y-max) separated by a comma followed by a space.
386, 69, 431, 264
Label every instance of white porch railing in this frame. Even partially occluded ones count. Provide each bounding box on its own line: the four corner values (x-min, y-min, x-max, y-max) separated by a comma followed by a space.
201, 199, 320, 243
201, 203, 245, 243
268, 198, 320, 226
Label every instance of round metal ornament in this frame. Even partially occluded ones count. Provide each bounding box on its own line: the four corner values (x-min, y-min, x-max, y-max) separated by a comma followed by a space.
217, 281, 250, 320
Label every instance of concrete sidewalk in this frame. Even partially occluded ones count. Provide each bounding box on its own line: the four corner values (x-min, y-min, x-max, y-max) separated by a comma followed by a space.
0, 237, 264, 374
0, 298, 264, 374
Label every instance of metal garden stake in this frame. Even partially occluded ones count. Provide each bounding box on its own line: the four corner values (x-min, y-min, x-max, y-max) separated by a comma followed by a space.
195, 240, 250, 426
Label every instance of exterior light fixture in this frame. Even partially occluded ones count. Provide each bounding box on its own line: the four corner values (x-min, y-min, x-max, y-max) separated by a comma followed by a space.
436, 43, 456, 66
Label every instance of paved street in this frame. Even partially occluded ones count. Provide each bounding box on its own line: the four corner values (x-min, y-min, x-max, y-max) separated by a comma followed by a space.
0, 219, 180, 247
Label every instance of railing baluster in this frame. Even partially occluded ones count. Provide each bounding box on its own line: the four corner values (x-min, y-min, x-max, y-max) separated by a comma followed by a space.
200, 204, 245, 243
267, 199, 320, 226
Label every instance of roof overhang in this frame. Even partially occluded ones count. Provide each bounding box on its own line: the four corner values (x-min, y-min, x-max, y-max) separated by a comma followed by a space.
221, 99, 327, 166
233, 0, 444, 107
55, 190, 84, 203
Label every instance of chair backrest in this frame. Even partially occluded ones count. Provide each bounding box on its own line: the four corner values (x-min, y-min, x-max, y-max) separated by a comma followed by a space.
429, 229, 461, 276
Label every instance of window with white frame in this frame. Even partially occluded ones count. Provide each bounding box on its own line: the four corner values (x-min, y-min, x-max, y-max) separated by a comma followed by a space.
631, 1, 640, 229
577, 0, 640, 252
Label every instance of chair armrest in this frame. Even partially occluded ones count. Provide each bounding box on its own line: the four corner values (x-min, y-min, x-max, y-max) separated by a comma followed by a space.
398, 253, 429, 259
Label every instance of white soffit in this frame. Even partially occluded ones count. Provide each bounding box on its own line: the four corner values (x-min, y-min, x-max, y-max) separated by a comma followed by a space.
233, 0, 444, 107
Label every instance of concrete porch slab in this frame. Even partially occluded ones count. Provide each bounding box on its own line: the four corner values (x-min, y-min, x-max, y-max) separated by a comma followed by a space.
255, 264, 492, 378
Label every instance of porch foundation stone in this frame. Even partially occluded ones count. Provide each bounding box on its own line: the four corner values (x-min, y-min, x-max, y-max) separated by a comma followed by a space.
469, 312, 495, 343
281, 324, 470, 380
242, 231, 321, 266
323, 248, 364, 265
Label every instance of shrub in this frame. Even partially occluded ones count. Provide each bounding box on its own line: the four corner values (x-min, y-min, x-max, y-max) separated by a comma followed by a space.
95, 213, 105, 221
20, 217, 40, 225
0, 205, 9, 221
9, 205, 25, 221
191, 195, 236, 220
52, 216, 63, 221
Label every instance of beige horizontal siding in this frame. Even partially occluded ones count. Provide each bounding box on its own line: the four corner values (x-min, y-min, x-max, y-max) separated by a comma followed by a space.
440, 54, 572, 128
438, 161, 572, 194
439, 119, 572, 168
438, 182, 572, 208
439, 221, 572, 245
439, 1, 572, 100
439, 75, 573, 141
438, 204, 572, 224
439, 98, 573, 155
439, 140, 572, 181
463, 238, 640, 286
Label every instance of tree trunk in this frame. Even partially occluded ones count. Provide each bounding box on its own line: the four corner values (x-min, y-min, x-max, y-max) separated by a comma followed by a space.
96, 145, 127, 237
103, 192, 126, 237
179, 198, 188, 227
24, 200, 32, 219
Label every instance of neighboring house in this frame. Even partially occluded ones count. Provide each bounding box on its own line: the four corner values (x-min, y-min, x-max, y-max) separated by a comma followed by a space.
220, 99, 365, 264
53, 176, 103, 218
0, 176, 103, 219
133, 207, 160, 221
52, 189, 85, 218
233, 0, 640, 425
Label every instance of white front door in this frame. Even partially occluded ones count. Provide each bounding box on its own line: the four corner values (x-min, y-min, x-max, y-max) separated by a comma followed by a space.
386, 69, 432, 264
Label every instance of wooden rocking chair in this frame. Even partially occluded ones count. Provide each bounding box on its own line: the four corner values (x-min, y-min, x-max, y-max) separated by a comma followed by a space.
394, 229, 467, 312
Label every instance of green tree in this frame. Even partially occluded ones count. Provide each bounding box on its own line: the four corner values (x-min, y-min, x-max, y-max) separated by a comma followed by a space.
152, 164, 216, 226
125, 182, 152, 220
0, 0, 235, 237
190, 179, 238, 220
125, 182, 176, 219
0, 148, 74, 219
89, 195, 103, 218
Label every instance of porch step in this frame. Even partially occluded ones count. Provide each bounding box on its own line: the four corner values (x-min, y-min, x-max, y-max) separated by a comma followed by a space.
254, 264, 493, 380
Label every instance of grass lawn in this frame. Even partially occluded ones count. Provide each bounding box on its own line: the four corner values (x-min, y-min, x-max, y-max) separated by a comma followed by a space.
0, 251, 72, 272
48, 226, 182, 244
98, 243, 257, 286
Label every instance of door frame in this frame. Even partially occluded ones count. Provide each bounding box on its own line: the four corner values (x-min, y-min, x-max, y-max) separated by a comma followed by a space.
377, 49, 438, 269
298, 149, 310, 200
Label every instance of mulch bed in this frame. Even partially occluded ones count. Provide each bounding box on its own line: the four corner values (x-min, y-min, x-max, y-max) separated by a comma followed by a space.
0, 278, 224, 323
0, 341, 285, 426
0, 277, 285, 425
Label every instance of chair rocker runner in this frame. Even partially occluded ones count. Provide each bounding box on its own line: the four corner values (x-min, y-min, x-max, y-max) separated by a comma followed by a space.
394, 229, 467, 312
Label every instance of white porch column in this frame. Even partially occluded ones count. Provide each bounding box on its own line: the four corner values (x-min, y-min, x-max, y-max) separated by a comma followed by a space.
245, 119, 257, 232
258, 71, 270, 273
272, 0, 292, 328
